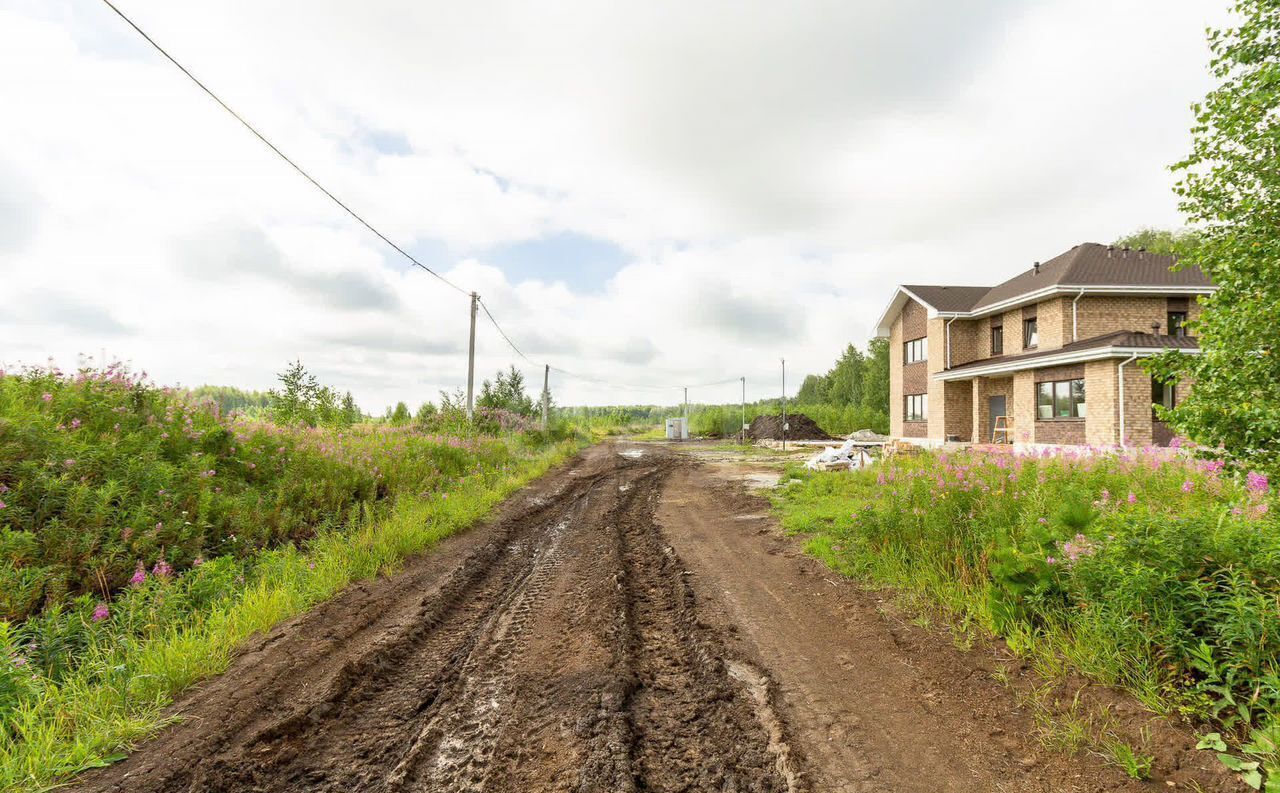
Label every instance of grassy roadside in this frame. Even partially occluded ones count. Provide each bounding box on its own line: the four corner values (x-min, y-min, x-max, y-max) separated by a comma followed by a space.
773, 448, 1279, 786
0, 436, 578, 792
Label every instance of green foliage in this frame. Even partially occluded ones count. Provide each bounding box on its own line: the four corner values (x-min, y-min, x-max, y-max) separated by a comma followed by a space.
777, 449, 1280, 767
0, 361, 580, 790
1145, 2, 1280, 480
387, 401, 412, 426
1112, 227, 1203, 257
187, 385, 272, 417
477, 366, 536, 417
266, 360, 360, 428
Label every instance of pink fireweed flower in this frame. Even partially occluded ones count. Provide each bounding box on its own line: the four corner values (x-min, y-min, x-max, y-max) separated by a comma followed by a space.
41, 392, 52, 402
1231, 507, 1244, 516
1046, 556, 1057, 565
1182, 480, 1195, 493
92, 603, 110, 622
1246, 472, 1270, 495
63, 458, 75, 467
1127, 492, 1137, 505
70, 418, 81, 429
152, 559, 173, 580
130, 562, 147, 586
192, 556, 204, 567
0, 500, 6, 510
155, 521, 163, 531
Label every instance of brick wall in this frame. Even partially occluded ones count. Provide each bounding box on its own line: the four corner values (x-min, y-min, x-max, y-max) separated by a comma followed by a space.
943, 380, 973, 441
1075, 296, 1170, 339
1084, 360, 1118, 446
946, 320, 983, 368
1012, 371, 1035, 443
891, 298, 928, 437
1003, 308, 1024, 351
1038, 298, 1071, 350
926, 315, 947, 439
889, 312, 902, 436
1036, 419, 1086, 444
1119, 360, 1154, 447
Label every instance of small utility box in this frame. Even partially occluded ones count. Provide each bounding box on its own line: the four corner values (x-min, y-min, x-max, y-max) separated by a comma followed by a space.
665, 417, 689, 441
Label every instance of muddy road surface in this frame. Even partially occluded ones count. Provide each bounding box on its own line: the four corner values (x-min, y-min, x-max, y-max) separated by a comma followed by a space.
76, 443, 1233, 793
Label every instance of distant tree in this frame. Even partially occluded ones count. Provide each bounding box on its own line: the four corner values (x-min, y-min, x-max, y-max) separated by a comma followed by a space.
414, 401, 437, 425
1112, 227, 1202, 257
340, 391, 362, 425
1146, 1, 1280, 477
389, 401, 412, 426
795, 374, 825, 404
477, 366, 536, 417
825, 344, 865, 406
860, 337, 890, 417
268, 360, 319, 426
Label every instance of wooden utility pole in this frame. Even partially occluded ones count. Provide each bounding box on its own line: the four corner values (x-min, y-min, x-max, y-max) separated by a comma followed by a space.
781, 358, 787, 452
541, 363, 549, 432
741, 376, 746, 444
466, 292, 478, 422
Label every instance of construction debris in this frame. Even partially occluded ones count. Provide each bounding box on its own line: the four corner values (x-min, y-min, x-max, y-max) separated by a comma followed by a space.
746, 413, 831, 441
804, 432, 886, 471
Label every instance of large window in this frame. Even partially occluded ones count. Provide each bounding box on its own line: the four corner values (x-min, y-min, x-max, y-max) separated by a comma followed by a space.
1152, 378, 1176, 420
1036, 378, 1086, 419
1168, 311, 1187, 337
1023, 318, 1039, 349
904, 337, 927, 364
991, 325, 1004, 355
905, 393, 928, 422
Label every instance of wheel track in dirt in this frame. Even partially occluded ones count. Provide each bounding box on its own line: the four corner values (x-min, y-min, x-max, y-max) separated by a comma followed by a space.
75, 445, 799, 793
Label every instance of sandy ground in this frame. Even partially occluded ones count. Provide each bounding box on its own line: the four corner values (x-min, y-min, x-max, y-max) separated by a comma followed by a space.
71, 441, 1236, 792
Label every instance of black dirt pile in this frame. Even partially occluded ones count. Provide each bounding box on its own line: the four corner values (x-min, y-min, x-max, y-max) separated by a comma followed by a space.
746, 413, 831, 440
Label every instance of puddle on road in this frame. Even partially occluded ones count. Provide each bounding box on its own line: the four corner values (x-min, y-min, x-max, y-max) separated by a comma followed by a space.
618, 449, 645, 459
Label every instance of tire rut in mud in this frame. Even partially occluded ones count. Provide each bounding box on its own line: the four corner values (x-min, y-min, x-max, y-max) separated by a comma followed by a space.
76, 448, 801, 793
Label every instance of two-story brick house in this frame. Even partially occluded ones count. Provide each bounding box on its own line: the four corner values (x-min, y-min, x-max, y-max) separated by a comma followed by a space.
875, 243, 1214, 447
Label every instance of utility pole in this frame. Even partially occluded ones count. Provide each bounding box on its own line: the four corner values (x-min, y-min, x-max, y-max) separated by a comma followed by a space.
683, 386, 688, 440
541, 363, 549, 433
781, 358, 787, 452
740, 376, 746, 444
466, 292, 478, 422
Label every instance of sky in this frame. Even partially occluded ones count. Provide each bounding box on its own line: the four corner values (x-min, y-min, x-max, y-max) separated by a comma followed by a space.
0, 0, 1234, 411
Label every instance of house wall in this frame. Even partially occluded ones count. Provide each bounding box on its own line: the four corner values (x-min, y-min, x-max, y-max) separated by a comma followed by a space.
946, 319, 984, 369
1075, 296, 1171, 339
1003, 308, 1024, 351
971, 376, 1013, 443
943, 380, 973, 441
1119, 361, 1155, 447
926, 313, 947, 438
891, 298, 930, 437
1084, 361, 1118, 446
1011, 371, 1036, 444
1037, 298, 1071, 350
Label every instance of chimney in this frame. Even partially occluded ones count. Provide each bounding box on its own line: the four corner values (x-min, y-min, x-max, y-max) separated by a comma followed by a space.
1107, 245, 1114, 258
1033, 261, 1041, 275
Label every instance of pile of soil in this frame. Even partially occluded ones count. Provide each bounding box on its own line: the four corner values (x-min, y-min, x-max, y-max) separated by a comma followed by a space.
746, 413, 831, 440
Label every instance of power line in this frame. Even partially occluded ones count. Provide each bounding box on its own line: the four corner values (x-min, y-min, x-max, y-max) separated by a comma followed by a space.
477, 297, 532, 364
102, 0, 761, 399
99, 0, 467, 296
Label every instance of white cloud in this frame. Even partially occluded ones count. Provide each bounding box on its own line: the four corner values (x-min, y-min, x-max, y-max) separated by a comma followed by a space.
0, 0, 1233, 409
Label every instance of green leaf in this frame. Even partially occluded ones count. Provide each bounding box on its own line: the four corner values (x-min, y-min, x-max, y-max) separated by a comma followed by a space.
1198, 732, 1228, 752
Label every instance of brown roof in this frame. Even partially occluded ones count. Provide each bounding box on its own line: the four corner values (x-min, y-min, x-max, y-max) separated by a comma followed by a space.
971, 243, 1211, 310
942, 331, 1200, 375
902, 285, 990, 313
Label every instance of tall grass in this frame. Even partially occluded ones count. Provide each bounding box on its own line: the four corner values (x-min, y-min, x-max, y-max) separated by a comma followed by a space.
0, 364, 582, 791
776, 448, 1279, 778
688, 402, 888, 438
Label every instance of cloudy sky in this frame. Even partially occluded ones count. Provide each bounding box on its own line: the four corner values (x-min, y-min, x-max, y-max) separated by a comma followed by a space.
0, 0, 1232, 411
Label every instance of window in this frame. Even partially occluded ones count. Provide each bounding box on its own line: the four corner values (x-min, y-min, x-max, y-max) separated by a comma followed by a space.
1152, 378, 1176, 420
904, 337, 927, 364
991, 325, 1004, 356
905, 393, 928, 422
1036, 378, 1086, 419
1023, 318, 1039, 349
1168, 311, 1187, 337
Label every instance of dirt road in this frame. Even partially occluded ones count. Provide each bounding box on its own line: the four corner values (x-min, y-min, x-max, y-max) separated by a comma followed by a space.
75, 443, 1232, 792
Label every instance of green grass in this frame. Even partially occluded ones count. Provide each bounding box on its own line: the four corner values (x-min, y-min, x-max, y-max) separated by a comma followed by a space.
776, 448, 1280, 783
0, 436, 578, 792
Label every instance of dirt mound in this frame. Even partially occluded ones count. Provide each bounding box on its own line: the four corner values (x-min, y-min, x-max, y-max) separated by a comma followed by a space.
746, 413, 831, 440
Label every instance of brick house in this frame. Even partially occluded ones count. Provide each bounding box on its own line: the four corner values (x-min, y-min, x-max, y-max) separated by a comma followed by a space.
874, 243, 1214, 448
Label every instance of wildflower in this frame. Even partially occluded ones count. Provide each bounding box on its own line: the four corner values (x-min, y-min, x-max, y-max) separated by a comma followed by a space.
12, 656, 26, 667
1046, 556, 1057, 565
63, 458, 75, 467
1246, 471, 1270, 495
152, 559, 174, 580
1182, 480, 1194, 493
70, 418, 82, 429
41, 392, 52, 402
1231, 507, 1244, 516
130, 562, 147, 586
0, 500, 5, 510
155, 521, 163, 531
192, 556, 204, 567
92, 603, 110, 622
1127, 491, 1137, 505
1037, 517, 1048, 524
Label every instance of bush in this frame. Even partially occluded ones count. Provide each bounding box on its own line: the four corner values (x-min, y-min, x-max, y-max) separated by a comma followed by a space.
777, 448, 1278, 746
